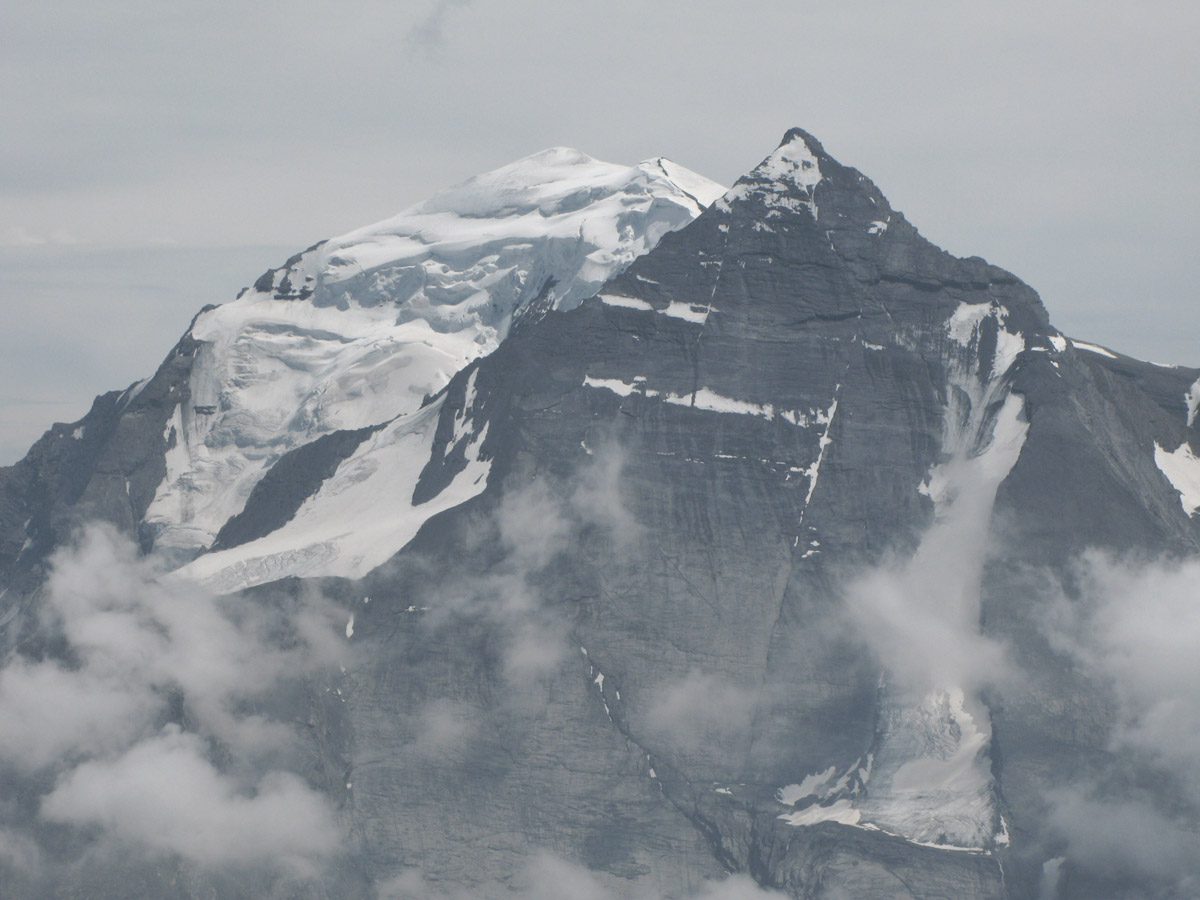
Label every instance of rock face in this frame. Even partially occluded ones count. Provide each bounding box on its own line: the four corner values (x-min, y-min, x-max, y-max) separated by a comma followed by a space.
1, 129, 1199, 900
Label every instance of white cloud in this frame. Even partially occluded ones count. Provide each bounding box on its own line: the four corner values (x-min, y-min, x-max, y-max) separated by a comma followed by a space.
568, 441, 642, 547
0, 827, 42, 873
41, 726, 340, 869
1045, 788, 1200, 888
0, 658, 153, 770
0, 524, 347, 875
1045, 553, 1200, 786
842, 465, 1011, 694
1073, 555, 1200, 779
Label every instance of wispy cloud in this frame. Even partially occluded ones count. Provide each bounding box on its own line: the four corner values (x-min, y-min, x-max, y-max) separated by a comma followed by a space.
41, 727, 340, 870
840, 465, 1012, 694
0, 524, 347, 878
415, 444, 636, 695
643, 670, 755, 753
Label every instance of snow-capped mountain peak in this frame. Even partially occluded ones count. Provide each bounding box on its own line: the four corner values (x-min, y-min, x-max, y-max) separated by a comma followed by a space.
715, 127, 828, 219
143, 150, 725, 566
7, 129, 1200, 900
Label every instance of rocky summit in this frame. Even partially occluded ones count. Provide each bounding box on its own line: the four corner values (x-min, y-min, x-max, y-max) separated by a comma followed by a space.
1, 129, 1198, 900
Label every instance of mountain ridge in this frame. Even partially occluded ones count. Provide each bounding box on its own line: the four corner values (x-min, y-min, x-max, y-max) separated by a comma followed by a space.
1, 128, 1199, 900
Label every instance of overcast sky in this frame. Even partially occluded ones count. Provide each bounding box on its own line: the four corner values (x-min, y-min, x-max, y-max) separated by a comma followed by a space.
1, 0, 1197, 462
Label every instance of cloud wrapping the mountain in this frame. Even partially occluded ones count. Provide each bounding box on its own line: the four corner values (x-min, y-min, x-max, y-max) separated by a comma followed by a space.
643, 670, 755, 750
0, 524, 347, 872
1040, 552, 1200, 890
415, 445, 635, 696
841, 461, 1012, 694
41, 727, 340, 869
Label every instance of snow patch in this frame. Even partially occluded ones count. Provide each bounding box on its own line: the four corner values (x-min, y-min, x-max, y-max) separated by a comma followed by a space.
995, 816, 1010, 847
758, 134, 823, 192
599, 293, 655, 313
1186, 379, 1200, 428
176, 398, 492, 591
583, 376, 648, 399
661, 300, 712, 324
118, 377, 151, 409
598, 293, 714, 325
799, 389, 841, 513
993, 329, 1025, 377
664, 388, 774, 419
715, 132, 823, 219
1070, 339, 1117, 359
946, 302, 1025, 380
778, 798, 864, 827
583, 377, 823, 427
1154, 441, 1200, 516
777, 767, 837, 806
946, 303, 996, 346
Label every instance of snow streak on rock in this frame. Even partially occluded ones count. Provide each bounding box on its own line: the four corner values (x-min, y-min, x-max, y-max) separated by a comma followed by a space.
1154, 441, 1200, 517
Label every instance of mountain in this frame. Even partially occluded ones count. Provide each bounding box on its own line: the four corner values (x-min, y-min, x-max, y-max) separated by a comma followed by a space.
1, 129, 1199, 900
0, 148, 724, 589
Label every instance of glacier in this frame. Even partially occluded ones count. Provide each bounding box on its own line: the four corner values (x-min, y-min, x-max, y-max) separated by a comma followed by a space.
142, 149, 724, 573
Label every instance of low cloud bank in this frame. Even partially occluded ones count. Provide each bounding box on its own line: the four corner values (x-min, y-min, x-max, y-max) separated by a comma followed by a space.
0, 524, 347, 878
41, 727, 340, 867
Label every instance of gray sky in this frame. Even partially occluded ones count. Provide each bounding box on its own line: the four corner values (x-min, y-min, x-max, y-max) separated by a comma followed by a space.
2, 0, 1198, 462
